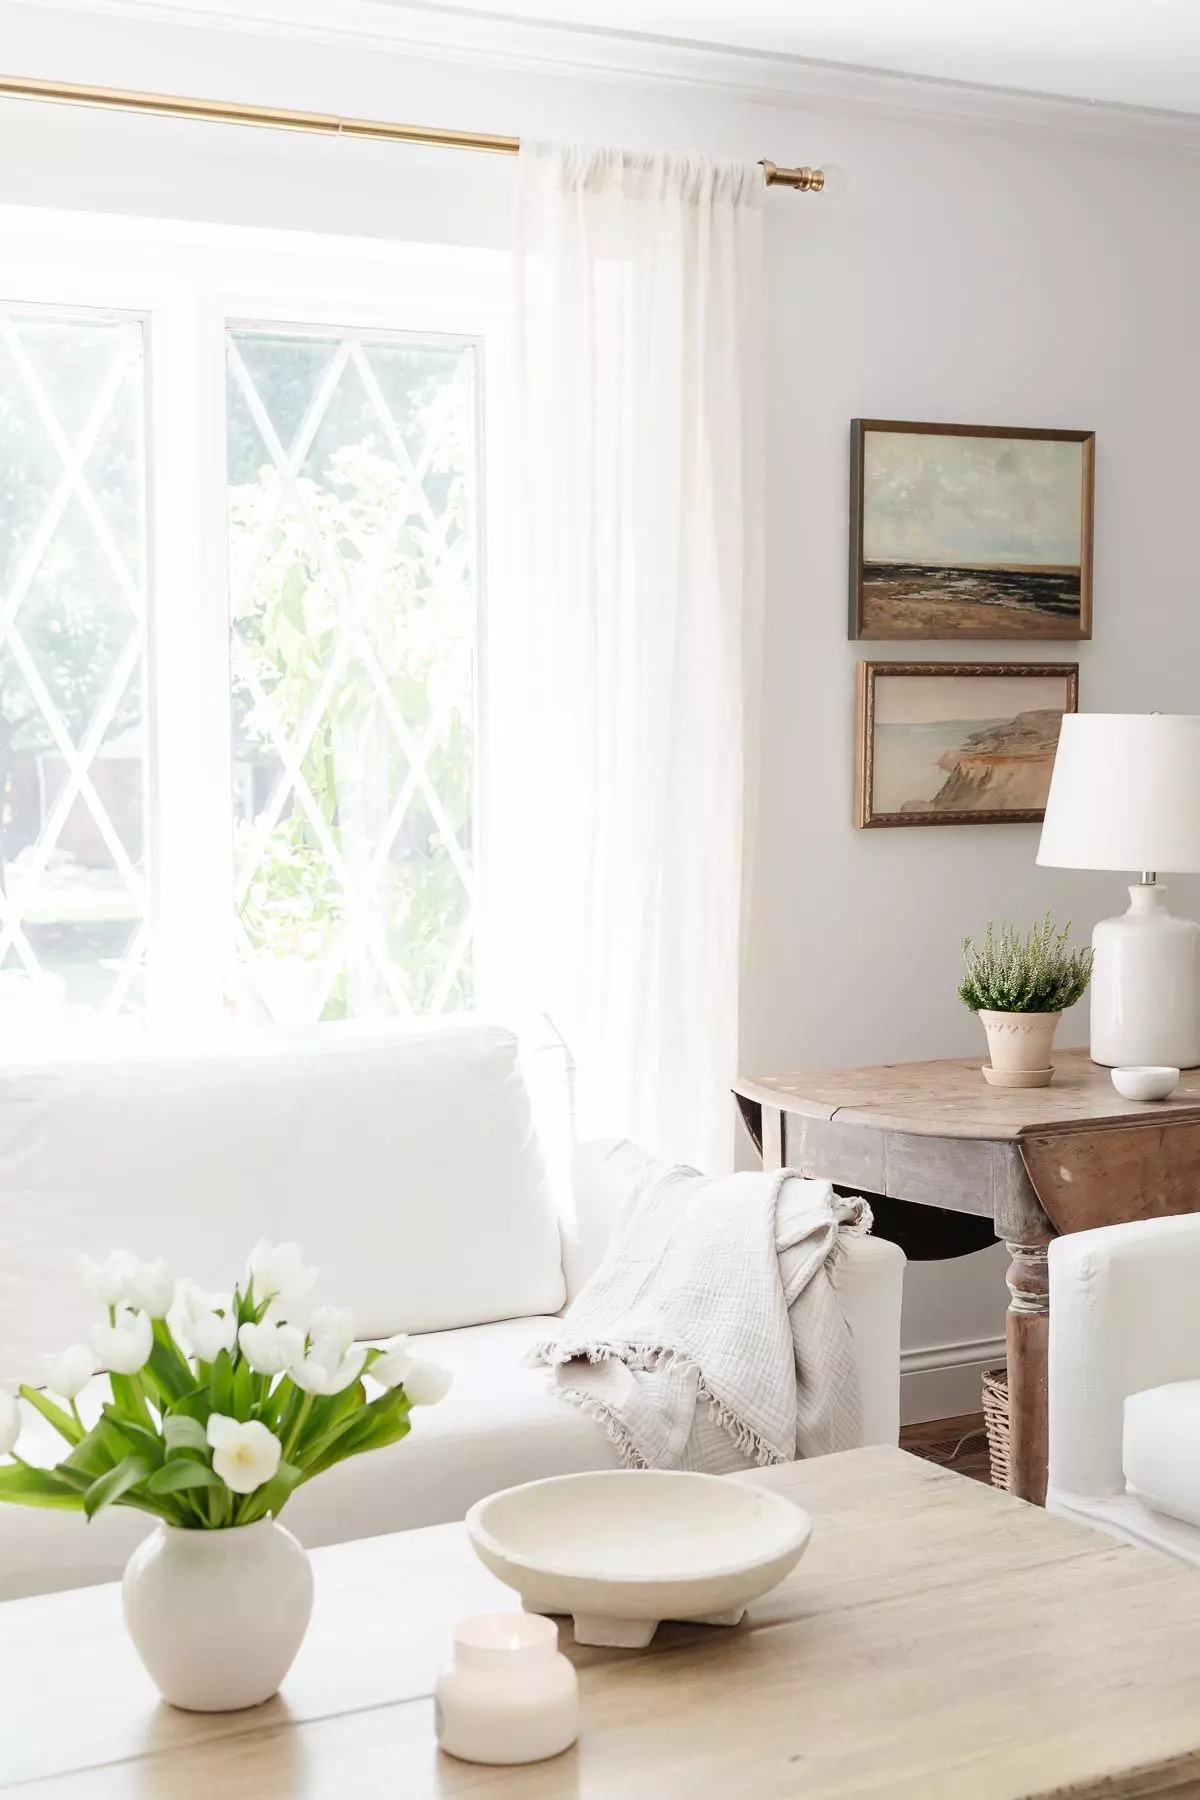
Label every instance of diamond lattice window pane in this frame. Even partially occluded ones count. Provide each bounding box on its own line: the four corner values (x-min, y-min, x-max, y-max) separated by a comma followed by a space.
0, 338, 63, 600
0, 309, 148, 1016
227, 325, 478, 1024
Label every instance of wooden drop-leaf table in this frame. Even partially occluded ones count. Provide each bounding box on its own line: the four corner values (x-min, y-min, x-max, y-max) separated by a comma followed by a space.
734, 1048, 1200, 1504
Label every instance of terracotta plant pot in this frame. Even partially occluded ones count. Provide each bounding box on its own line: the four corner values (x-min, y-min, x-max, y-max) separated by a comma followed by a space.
978, 1010, 1061, 1087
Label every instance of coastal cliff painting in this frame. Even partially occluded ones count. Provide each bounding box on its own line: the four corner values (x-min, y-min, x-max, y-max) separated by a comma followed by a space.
855, 662, 1079, 828
849, 421, 1094, 641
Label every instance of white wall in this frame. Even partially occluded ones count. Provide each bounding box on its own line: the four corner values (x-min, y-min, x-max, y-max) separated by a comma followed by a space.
4, 0, 1200, 1417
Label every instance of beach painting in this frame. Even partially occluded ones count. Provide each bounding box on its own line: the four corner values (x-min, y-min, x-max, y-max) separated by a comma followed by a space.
849, 422, 1094, 641
855, 662, 1079, 828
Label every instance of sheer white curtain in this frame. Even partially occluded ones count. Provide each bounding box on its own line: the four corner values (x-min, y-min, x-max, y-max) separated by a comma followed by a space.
485, 143, 765, 1171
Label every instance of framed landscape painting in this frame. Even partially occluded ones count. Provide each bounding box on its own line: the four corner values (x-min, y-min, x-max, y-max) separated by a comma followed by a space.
855, 661, 1079, 828
849, 420, 1094, 641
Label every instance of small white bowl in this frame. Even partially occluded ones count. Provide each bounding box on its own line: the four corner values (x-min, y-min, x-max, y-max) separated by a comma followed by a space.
466, 1469, 812, 1649
1111, 1065, 1180, 1102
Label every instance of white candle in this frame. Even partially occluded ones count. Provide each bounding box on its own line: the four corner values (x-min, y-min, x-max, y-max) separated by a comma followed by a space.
436, 1613, 580, 1765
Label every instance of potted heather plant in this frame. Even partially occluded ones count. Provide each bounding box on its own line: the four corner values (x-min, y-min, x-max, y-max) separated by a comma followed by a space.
959, 914, 1094, 1088
0, 1241, 452, 1712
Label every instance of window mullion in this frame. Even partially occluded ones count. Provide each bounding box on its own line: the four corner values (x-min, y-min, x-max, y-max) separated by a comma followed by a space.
145, 289, 233, 1023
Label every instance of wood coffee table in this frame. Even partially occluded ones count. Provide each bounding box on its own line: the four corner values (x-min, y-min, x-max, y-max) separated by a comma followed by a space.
5, 1448, 1200, 1797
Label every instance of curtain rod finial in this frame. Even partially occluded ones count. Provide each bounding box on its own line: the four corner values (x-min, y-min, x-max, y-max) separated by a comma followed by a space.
760, 161, 825, 193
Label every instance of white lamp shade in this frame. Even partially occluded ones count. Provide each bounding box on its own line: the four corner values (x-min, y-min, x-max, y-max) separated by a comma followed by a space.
1037, 713, 1200, 874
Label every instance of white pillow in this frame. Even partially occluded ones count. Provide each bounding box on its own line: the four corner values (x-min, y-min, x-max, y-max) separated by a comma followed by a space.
0, 1022, 567, 1372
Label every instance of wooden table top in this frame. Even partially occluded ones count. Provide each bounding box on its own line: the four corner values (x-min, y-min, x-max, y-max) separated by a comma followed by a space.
5, 1447, 1200, 1798
736, 1048, 1200, 1140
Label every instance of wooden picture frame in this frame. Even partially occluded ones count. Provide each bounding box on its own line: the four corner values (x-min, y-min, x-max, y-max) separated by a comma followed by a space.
855, 661, 1079, 828
849, 420, 1095, 642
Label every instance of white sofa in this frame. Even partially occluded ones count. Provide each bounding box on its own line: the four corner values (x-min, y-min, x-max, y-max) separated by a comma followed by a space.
0, 1020, 905, 1599
1048, 1215, 1200, 1562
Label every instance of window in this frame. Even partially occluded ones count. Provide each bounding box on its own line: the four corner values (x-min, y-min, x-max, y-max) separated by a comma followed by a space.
0, 212, 495, 1030
0, 309, 148, 1013
227, 328, 478, 1023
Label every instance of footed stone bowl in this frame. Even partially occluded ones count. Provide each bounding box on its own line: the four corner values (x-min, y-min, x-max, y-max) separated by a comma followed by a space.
465, 1468, 812, 1649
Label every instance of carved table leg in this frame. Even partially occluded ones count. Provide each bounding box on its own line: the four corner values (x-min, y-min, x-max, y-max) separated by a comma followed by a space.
1004, 1240, 1050, 1505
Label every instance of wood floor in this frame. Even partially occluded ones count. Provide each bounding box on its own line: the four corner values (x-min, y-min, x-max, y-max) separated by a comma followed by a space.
899, 1412, 992, 1485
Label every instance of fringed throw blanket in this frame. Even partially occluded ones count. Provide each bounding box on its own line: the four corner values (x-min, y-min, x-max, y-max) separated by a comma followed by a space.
531, 1140, 871, 1473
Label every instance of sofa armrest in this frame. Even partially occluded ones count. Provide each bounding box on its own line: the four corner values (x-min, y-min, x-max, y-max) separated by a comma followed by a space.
1049, 1216, 1200, 1504
560, 1139, 644, 1303
835, 1233, 905, 1448
563, 1142, 906, 1447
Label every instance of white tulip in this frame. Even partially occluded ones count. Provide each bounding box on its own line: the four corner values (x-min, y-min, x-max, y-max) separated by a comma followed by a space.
126, 1258, 174, 1319
89, 1306, 153, 1377
238, 1318, 305, 1378
0, 1382, 19, 1456
290, 1308, 366, 1397
402, 1358, 454, 1406
246, 1240, 317, 1305
170, 1282, 237, 1364
307, 1306, 353, 1350
206, 1414, 282, 1495
370, 1333, 413, 1390
290, 1343, 367, 1397
41, 1344, 95, 1401
78, 1250, 137, 1308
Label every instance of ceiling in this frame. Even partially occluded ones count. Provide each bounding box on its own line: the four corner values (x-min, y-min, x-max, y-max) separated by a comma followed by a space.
384, 0, 1200, 115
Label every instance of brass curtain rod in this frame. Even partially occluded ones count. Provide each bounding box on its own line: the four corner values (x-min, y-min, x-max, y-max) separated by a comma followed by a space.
0, 73, 825, 191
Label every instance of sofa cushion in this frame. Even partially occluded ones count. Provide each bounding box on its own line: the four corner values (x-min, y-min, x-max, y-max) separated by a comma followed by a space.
1, 1316, 619, 1599
0, 1021, 566, 1369
1123, 1380, 1200, 1528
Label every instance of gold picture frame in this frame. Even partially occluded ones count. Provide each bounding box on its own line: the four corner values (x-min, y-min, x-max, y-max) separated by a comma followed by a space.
849, 420, 1095, 642
855, 661, 1079, 828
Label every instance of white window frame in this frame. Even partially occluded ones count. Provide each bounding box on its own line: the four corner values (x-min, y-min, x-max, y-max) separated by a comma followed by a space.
0, 204, 509, 1025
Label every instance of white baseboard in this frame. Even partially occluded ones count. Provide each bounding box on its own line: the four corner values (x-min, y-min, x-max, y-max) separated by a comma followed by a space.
899, 1335, 1005, 1426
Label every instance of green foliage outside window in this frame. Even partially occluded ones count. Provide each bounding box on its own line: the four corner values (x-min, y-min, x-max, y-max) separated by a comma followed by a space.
228, 334, 477, 1021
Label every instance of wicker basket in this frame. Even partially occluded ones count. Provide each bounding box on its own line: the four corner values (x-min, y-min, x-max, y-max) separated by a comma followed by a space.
982, 1366, 1011, 1492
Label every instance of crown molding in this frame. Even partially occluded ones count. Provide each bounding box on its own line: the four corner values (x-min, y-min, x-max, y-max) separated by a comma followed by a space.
12, 0, 1200, 154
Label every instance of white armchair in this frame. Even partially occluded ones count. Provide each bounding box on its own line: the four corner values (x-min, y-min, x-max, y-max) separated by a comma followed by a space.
1047, 1215, 1200, 1563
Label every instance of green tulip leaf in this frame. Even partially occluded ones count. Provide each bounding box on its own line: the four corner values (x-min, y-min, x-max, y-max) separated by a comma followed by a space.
0, 1463, 86, 1510
147, 1323, 197, 1404
239, 1458, 304, 1525
108, 1373, 154, 1429
63, 1418, 133, 1481
18, 1384, 83, 1446
167, 1387, 211, 1426
294, 1381, 364, 1456
301, 1389, 409, 1479
147, 1460, 222, 1497
230, 1355, 254, 1422
208, 1350, 234, 1416
100, 1407, 165, 1464
83, 1453, 155, 1521
163, 1414, 210, 1454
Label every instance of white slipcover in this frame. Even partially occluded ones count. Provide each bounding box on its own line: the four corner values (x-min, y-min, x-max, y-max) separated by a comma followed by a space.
0, 1021, 567, 1365
1123, 1381, 1200, 1530
1048, 1215, 1200, 1563
0, 1021, 906, 1598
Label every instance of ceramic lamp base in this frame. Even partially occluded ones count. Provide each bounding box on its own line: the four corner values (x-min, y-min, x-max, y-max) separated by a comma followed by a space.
1090, 884, 1200, 1069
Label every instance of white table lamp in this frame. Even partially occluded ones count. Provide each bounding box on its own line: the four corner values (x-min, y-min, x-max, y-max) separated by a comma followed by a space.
1037, 713, 1200, 1068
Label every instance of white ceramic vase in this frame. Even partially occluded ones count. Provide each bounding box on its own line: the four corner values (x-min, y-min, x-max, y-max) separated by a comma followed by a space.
122, 1518, 313, 1712
979, 1009, 1061, 1085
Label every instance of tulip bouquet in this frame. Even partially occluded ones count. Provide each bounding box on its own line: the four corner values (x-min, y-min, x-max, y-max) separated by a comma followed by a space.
0, 1241, 452, 1528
